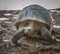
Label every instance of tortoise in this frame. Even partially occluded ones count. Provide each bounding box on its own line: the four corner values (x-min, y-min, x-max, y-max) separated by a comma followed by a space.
12, 4, 53, 46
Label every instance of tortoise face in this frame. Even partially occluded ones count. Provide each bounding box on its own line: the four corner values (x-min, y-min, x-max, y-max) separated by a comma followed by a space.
16, 20, 51, 39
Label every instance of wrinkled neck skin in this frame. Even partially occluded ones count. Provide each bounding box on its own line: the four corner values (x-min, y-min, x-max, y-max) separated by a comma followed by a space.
12, 21, 52, 46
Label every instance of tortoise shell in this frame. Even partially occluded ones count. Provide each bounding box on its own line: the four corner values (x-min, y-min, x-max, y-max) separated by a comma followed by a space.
15, 5, 53, 31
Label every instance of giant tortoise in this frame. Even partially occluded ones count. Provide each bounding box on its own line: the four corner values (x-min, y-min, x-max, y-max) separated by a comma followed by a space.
12, 5, 53, 46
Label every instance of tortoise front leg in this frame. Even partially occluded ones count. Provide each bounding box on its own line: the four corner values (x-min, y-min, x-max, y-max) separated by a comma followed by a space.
12, 28, 25, 46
